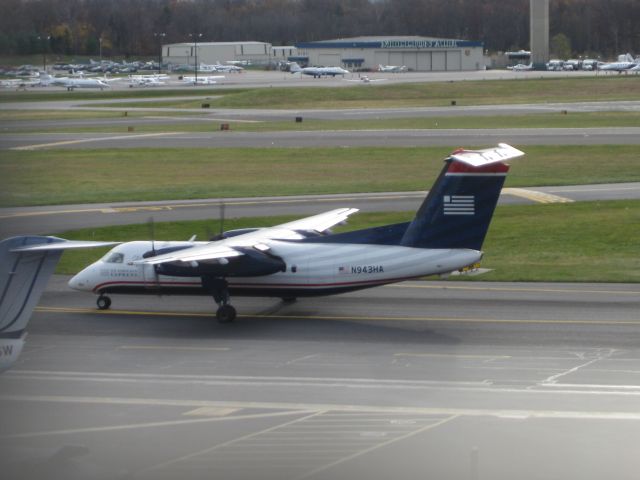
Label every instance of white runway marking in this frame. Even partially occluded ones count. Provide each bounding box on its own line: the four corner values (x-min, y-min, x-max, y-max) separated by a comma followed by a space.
10, 131, 181, 150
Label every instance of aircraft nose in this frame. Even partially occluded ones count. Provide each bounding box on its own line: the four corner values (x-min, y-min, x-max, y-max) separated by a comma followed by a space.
68, 269, 91, 291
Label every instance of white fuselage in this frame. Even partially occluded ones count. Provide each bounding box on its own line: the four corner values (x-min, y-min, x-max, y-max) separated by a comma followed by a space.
69, 240, 481, 298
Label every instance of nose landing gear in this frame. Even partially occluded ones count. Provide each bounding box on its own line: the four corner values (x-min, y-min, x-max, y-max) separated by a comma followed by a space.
96, 295, 111, 310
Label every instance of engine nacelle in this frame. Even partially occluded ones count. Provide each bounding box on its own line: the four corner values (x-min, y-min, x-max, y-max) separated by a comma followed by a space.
154, 247, 286, 278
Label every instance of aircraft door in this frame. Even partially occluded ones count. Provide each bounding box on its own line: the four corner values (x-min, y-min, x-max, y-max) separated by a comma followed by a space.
142, 264, 158, 287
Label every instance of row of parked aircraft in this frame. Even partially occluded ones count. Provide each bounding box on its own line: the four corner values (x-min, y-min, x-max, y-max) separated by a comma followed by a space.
510, 54, 640, 73
0, 144, 525, 370
0, 71, 229, 89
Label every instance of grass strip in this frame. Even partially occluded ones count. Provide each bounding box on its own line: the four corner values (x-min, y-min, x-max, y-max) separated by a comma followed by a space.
55, 200, 640, 283
1, 145, 639, 207
87, 77, 640, 110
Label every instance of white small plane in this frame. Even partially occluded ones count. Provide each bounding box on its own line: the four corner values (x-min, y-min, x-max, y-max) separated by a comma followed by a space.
200, 62, 244, 73
40, 73, 111, 91
598, 53, 638, 73
378, 64, 407, 73
290, 62, 349, 78
182, 75, 225, 85
509, 63, 533, 71
128, 74, 168, 87
63, 144, 524, 323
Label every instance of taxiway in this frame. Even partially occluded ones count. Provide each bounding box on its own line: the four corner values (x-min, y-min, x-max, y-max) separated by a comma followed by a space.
1, 278, 639, 479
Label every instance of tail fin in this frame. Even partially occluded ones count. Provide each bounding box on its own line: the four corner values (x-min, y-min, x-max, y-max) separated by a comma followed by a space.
400, 144, 524, 250
289, 62, 302, 73
0, 236, 118, 371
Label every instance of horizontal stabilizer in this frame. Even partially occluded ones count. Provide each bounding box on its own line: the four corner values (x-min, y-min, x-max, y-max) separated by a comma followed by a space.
450, 143, 524, 167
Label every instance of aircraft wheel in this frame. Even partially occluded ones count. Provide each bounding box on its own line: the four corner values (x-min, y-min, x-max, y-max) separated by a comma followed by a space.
281, 297, 297, 304
216, 304, 236, 323
97, 295, 111, 310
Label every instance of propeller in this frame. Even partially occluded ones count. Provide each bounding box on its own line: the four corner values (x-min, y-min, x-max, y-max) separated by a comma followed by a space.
208, 202, 226, 241
146, 217, 161, 289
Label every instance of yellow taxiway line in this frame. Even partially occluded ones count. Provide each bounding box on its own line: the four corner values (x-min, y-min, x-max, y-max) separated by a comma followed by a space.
503, 187, 574, 204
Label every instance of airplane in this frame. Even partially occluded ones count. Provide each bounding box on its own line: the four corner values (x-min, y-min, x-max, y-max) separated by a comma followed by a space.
378, 64, 407, 73
182, 75, 225, 85
289, 62, 349, 78
66, 144, 525, 323
128, 74, 168, 87
199, 62, 244, 73
0, 77, 40, 89
39, 73, 111, 91
0, 236, 117, 371
509, 63, 533, 71
598, 53, 638, 73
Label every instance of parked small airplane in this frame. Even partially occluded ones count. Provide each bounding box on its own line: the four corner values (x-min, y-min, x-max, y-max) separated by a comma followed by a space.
128, 74, 168, 87
0, 237, 117, 371
40, 73, 112, 90
290, 62, 349, 78
182, 75, 225, 85
598, 53, 638, 73
509, 63, 533, 71
378, 64, 407, 73
64, 144, 524, 323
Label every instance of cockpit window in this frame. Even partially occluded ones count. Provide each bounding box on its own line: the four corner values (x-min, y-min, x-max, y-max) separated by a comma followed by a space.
103, 252, 125, 264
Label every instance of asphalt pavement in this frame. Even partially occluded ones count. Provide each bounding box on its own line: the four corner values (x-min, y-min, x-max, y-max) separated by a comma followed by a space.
1, 279, 639, 480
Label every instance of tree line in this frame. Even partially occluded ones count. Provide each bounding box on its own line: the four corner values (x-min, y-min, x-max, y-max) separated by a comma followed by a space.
1, 0, 637, 59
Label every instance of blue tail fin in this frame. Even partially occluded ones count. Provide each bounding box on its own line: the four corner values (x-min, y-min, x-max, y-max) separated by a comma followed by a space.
400, 144, 524, 250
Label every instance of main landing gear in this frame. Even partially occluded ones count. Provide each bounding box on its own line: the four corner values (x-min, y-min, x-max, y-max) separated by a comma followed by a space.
202, 276, 236, 323
97, 295, 111, 310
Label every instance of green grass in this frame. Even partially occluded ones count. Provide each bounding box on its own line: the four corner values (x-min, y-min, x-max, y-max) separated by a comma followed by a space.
89, 77, 640, 110
0, 88, 228, 103
0, 109, 209, 121
8, 111, 640, 134
55, 200, 640, 283
2, 145, 639, 207
2, 76, 639, 107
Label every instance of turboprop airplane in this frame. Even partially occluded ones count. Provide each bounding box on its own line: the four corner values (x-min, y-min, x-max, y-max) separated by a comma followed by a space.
0, 237, 118, 371
66, 144, 524, 323
290, 62, 349, 78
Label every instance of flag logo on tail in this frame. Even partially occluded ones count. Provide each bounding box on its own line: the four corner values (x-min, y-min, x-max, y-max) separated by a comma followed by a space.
443, 195, 475, 215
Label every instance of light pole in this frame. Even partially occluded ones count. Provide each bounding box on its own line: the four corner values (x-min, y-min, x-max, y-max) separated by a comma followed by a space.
36, 35, 50, 72
154, 32, 166, 74
99, 37, 103, 63
189, 33, 203, 84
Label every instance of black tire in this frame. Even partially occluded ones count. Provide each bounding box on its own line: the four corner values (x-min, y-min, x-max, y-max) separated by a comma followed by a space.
216, 304, 236, 323
281, 297, 297, 304
97, 296, 111, 310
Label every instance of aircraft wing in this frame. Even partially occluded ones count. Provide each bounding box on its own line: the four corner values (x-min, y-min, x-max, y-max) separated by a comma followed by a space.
136, 208, 359, 266
275, 207, 359, 233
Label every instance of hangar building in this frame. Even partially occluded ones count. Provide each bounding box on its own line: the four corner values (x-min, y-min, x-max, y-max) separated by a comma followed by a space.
294, 36, 484, 71
163, 41, 274, 67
